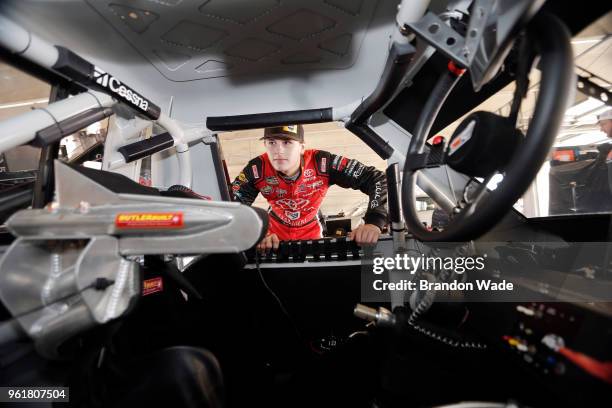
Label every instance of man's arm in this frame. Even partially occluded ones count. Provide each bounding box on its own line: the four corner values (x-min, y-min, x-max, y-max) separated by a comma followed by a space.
318, 151, 388, 231
231, 158, 261, 205
232, 158, 280, 252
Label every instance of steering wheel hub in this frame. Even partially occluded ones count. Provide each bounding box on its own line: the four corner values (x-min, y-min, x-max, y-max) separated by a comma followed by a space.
446, 111, 523, 178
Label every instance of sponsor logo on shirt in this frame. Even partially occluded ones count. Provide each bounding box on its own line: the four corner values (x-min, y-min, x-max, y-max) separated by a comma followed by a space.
338, 157, 348, 171
266, 176, 279, 185
293, 217, 313, 226
308, 180, 324, 189
353, 163, 365, 178
238, 171, 248, 183
276, 188, 287, 198
252, 164, 260, 179
321, 157, 327, 172
301, 190, 317, 197
374, 181, 382, 200
346, 159, 357, 176
370, 180, 383, 209
285, 210, 301, 220
277, 198, 310, 210
332, 155, 340, 169
261, 185, 273, 196
304, 169, 314, 178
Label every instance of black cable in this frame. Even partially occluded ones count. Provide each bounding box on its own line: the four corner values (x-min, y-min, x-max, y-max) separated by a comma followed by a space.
7, 277, 115, 322
406, 247, 487, 349
32, 85, 70, 209
254, 251, 303, 342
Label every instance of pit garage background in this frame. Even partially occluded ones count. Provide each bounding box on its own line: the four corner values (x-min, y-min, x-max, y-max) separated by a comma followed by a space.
0, 10, 610, 229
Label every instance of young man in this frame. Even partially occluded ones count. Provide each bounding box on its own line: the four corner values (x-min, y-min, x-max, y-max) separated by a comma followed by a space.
231, 125, 387, 252
580, 109, 612, 212
598, 109, 612, 140
598, 109, 612, 195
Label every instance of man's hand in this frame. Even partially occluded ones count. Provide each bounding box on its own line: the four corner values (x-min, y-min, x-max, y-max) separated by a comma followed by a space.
257, 233, 280, 254
348, 224, 381, 247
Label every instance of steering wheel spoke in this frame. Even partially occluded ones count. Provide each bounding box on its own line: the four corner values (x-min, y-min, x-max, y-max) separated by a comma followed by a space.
508, 34, 537, 126
460, 174, 496, 219
401, 13, 574, 242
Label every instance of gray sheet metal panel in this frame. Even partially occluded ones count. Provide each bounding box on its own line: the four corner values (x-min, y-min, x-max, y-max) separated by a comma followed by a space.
2, 1, 400, 198
2, 0, 400, 121
1, 1, 170, 119
3, 145, 40, 172
150, 139, 221, 199
370, 112, 468, 212
84, 0, 383, 82
186, 141, 222, 200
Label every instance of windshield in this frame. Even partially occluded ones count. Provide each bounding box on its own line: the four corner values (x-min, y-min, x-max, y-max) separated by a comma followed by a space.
435, 12, 611, 218
219, 122, 388, 237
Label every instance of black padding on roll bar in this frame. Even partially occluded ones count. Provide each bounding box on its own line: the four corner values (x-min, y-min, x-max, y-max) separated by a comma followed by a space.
32, 107, 114, 147
207, 108, 333, 131
118, 132, 174, 163
345, 123, 394, 160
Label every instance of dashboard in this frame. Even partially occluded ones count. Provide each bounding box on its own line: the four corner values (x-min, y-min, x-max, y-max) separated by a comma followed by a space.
241, 232, 612, 406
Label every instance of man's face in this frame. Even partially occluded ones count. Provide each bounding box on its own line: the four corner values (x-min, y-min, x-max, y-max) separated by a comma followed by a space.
599, 119, 612, 138
264, 138, 304, 174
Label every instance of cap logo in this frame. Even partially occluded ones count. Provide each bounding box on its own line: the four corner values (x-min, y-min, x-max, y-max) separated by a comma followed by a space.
282, 125, 298, 134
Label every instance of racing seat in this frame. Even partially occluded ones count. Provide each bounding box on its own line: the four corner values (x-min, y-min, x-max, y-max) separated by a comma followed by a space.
110, 346, 224, 408
67, 163, 197, 198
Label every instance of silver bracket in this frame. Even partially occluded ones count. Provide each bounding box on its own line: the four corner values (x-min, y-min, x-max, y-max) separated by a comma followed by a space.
406, 4, 491, 68
407, 0, 544, 91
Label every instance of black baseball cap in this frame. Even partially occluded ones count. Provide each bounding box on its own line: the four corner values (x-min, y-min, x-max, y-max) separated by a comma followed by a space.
261, 125, 304, 142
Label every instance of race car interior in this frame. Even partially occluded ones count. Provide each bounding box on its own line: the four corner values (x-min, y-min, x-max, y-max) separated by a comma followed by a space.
0, 1, 611, 407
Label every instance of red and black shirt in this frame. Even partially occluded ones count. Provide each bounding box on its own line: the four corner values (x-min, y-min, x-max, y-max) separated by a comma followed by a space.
231, 149, 387, 240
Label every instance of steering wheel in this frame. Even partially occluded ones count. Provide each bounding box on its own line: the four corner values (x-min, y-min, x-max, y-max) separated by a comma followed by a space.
402, 13, 574, 242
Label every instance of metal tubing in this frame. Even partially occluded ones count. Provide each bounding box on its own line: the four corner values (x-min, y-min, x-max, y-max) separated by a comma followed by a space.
156, 112, 192, 188
0, 91, 114, 154
0, 14, 59, 68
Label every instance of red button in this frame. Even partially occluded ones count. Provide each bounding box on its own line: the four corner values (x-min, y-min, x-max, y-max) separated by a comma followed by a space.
448, 60, 467, 76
